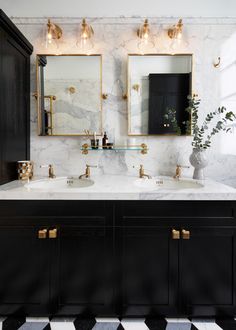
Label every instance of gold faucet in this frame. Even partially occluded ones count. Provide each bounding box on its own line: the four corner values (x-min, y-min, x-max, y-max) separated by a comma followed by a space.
40, 164, 56, 179
173, 164, 190, 180
139, 164, 152, 179
79, 164, 97, 179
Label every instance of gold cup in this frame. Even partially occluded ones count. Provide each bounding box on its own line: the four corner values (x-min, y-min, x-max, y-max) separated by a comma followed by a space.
17, 161, 34, 180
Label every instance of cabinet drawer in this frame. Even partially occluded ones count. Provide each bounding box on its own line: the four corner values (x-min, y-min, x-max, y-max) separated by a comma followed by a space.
115, 201, 235, 227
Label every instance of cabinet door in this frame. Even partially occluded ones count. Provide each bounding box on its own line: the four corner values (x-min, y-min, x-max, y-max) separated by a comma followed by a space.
180, 227, 236, 316
0, 225, 50, 314
55, 225, 114, 315
117, 226, 178, 316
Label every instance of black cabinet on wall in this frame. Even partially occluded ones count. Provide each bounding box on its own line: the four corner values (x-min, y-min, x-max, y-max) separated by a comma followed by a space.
0, 10, 33, 185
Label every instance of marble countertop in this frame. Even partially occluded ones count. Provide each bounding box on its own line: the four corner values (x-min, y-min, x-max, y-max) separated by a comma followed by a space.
0, 174, 236, 200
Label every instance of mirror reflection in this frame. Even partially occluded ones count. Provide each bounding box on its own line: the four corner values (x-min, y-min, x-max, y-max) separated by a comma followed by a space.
36, 54, 102, 136
128, 54, 193, 135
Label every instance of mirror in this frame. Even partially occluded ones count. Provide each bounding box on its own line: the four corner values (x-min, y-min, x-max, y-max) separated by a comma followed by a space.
36, 54, 102, 136
128, 54, 193, 135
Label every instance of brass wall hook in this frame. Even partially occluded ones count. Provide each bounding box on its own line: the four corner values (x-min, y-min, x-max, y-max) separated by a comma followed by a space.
102, 93, 108, 100
213, 57, 221, 68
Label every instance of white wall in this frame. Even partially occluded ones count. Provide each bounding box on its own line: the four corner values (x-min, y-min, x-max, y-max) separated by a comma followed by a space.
1, 0, 236, 18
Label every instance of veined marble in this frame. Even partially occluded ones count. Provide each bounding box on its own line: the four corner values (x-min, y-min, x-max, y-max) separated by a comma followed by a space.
0, 174, 236, 200
11, 17, 236, 187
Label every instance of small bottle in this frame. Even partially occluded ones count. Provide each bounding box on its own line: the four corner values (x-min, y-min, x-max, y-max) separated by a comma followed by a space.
102, 131, 108, 149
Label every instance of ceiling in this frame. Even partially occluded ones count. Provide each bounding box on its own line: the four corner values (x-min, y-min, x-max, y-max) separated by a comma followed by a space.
0, 0, 236, 18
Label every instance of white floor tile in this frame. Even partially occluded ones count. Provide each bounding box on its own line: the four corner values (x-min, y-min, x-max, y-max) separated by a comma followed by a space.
192, 319, 223, 330
26, 317, 50, 323
50, 322, 76, 330
95, 317, 120, 323
166, 318, 191, 323
121, 318, 149, 330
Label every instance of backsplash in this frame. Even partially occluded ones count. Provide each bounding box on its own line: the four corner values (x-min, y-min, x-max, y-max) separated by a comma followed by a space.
13, 17, 236, 186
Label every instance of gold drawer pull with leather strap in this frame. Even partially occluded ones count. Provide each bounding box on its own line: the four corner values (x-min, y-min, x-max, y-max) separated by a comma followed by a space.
182, 229, 190, 240
172, 229, 180, 240
49, 228, 57, 239
38, 229, 47, 239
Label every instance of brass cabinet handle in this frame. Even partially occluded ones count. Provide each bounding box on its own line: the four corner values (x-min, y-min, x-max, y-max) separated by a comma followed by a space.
182, 229, 190, 240
49, 228, 57, 239
38, 229, 47, 239
172, 229, 180, 240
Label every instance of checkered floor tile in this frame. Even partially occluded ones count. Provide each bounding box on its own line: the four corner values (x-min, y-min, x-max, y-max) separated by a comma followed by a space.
0, 317, 235, 330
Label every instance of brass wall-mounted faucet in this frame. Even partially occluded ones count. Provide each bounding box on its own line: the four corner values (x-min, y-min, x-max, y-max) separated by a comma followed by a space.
139, 164, 152, 179
40, 164, 56, 179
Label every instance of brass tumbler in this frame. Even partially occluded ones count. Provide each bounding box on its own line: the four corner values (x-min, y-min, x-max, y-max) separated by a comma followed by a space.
17, 161, 34, 180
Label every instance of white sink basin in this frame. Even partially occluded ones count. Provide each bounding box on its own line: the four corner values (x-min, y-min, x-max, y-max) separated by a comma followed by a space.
134, 177, 204, 191
25, 177, 94, 191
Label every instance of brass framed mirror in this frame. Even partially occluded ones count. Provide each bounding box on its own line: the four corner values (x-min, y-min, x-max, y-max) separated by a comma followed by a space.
36, 54, 102, 136
127, 54, 193, 136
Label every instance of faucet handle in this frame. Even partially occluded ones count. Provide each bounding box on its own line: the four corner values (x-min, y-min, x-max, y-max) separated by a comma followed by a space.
177, 164, 190, 169
86, 164, 98, 168
40, 164, 56, 178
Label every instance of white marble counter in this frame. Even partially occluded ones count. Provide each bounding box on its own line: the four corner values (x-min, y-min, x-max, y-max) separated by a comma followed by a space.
0, 174, 236, 200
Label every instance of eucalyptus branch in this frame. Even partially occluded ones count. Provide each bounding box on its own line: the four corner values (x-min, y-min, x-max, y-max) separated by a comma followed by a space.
186, 96, 236, 151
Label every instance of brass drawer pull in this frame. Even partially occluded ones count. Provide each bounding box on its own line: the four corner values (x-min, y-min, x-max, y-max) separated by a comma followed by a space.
49, 228, 57, 239
38, 229, 47, 239
182, 229, 190, 240
172, 229, 180, 240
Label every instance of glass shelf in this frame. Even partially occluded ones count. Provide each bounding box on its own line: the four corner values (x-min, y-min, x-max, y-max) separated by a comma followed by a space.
81, 143, 148, 155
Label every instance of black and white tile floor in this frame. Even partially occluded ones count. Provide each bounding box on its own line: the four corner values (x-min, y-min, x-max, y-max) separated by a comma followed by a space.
0, 317, 236, 330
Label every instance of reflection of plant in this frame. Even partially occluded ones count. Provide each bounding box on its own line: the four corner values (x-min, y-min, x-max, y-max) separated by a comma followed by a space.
186, 96, 236, 150
164, 108, 181, 135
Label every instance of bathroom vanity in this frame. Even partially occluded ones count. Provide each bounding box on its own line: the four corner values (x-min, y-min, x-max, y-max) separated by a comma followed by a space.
0, 176, 236, 317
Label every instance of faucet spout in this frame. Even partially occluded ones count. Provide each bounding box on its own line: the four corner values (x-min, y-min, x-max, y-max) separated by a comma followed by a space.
139, 165, 152, 179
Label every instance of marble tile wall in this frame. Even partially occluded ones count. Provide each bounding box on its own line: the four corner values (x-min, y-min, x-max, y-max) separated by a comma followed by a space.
13, 17, 236, 185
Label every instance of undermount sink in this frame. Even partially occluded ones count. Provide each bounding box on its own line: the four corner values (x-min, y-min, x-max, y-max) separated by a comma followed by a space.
134, 176, 204, 191
25, 177, 94, 191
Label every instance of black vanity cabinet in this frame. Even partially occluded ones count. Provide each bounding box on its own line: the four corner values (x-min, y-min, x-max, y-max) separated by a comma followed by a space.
0, 219, 50, 315
54, 221, 114, 315
0, 200, 235, 317
180, 226, 236, 316
0, 10, 33, 185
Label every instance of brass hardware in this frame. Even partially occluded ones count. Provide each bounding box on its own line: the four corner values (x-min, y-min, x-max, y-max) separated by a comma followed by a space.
168, 19, 183, 40
139, 164, 152, 179
182, 229, 190, 240
79, 164, 97, 179
141, 143, 148, 154
173, 164, 190, 179
82, 143, 89, 155
38, 229, 47, 239
68, 86, 76, 94
137, 18, 150, 39
40, 164, 56, 179
33, 92, 38, 100
123, 94, 128, 100
47, 19, 62, 43
102, 93, 108, 100
213, 56, 221, 68
49, 228, 57, 239
80, 18, 94, 41
172, 229, 180, 240
132, 84, 140, 92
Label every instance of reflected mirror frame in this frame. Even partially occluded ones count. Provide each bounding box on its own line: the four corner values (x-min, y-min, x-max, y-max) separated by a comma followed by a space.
36, 54, 103, 136
127, 53, 194, 136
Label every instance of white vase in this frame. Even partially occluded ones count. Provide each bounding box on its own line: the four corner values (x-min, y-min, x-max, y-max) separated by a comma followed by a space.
189, 149, 208, 180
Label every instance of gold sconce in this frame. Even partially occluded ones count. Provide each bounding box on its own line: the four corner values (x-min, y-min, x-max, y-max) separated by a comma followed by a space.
46, 19, 62, 47
168, 19, 183, 40
137, 19, 155, 53
78, 18, 94, 51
